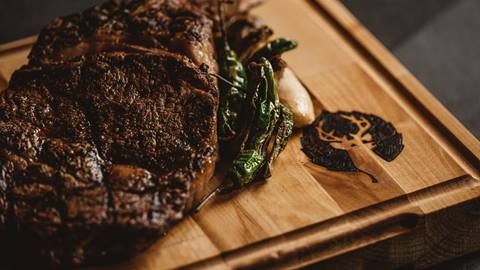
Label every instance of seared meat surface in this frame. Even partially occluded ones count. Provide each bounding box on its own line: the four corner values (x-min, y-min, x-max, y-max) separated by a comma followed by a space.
0, 51, 217, 266
0, 0, 269, 267
29, 0, 265, 69
29, 0, 218, 71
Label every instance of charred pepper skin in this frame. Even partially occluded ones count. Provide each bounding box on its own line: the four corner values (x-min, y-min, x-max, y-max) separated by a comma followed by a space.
218, 47, 248, 140
195, 0, 296, 209
248, 38, 298, 63
221, 58, 293, 193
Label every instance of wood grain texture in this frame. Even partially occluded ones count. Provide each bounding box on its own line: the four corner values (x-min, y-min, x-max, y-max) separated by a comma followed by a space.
0, 0, 479, 269
0, 36, 36, 91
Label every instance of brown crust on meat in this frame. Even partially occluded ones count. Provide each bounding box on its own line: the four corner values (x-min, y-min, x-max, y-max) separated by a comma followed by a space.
0, 51, 218, 266
0, 0, 270, 267
29, 0, 218, 71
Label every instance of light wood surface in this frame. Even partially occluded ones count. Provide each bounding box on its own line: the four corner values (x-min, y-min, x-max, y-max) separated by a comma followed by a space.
0, 0, 479, 269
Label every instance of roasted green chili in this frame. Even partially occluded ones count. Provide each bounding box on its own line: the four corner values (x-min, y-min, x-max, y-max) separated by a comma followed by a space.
217, 47, 248, 140
248, 38, 298, 63
218, 58, 293, 194
194, 0, 296, 211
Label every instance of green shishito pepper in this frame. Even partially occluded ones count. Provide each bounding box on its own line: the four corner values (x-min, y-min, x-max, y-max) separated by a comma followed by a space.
248, 38, 298, 63
217, 46, 248, 140
219, 58, 294, 194
194, 58, 294, 209
194, 1, 296, 211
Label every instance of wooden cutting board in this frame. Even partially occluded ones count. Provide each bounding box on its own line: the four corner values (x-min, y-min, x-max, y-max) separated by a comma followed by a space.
0, 0, 479, 269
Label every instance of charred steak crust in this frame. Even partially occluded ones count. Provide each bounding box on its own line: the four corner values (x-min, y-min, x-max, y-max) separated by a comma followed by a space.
28, 0, 218, 71
0, 51, 218, 266
0, 0, 268, 267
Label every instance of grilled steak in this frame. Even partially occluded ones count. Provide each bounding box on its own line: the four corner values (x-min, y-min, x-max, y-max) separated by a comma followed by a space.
29, 0, 218, 70
0, 49, 218, 266
0, 0, 225, 266
0, 0, 268, 267
29, 0, 264, 67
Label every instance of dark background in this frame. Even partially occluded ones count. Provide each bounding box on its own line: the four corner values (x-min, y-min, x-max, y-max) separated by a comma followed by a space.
0, 0, 479, 269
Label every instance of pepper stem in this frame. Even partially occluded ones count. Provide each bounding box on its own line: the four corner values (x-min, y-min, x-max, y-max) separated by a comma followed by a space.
194, 187, 220, 212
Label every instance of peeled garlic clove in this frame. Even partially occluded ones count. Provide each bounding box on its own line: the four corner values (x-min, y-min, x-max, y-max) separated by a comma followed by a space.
277, 68, 315, 128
